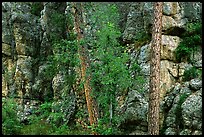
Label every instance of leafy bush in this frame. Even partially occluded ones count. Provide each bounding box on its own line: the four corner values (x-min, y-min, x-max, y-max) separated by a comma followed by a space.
175, 21, 201, 62
134, 32, 151, 49
30, 2, 43, 17
20, 120, 54, 135
174, 93, 189, 132
83, 3, 131, 135
183, 66, 202, 81
2, 98, 22, 135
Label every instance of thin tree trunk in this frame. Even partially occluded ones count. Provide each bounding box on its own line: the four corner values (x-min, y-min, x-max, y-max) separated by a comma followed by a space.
148, 2, 163, 135
72, 2, 98, 134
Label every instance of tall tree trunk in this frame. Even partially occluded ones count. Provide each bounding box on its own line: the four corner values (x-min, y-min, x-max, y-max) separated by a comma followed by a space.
148, 2, 163, 135
72, 2, 98, 134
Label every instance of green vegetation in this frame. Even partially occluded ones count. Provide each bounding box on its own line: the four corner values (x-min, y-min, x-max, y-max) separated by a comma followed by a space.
174, 93, 189, 133
30, 2, 43, 17
134, 32, 151, 49
49, 12, 66, 43
183, 66, 202, 81
86, 3, 132, 134
2, 98, 92, 135
175, 21, 201, 62
3, 3, 151, 135
2, 98, 22, 135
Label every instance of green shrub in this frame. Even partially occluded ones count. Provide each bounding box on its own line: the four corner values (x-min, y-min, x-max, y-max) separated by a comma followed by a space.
30, 2, 43, 17
175, 21, 201, 62
183, 66, 202, 81
134, 32, 151, 49
20, 120, 54, 135
174, 93, 189, 132
2, 98, 23, 135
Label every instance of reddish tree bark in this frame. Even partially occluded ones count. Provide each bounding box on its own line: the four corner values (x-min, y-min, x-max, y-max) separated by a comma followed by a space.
72, 2, 98, 135
148, 2, 163, 135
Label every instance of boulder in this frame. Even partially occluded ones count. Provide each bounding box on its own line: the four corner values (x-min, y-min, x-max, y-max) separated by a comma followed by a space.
179, 2, 202, 22
181, 91, 202, 130
160, 60, 177, 100
161, 35, 180, 61
179, 129, 192, 135
137, 44, 150, 64
123, 3, 144, 42
164, 127, 177, 135
178, 62, 192, 77
163, 2, 180, 16
192, 130, 202, 135
162, 15, 177, 31
189, 78, 202, 91
190, 47, 202, 68
14, 55, 33, 97
139, 63, 150, 76
2, 2, 13, 44
118, 90, 148, 132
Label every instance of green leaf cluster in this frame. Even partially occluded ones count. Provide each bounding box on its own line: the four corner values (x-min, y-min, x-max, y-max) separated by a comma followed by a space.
183, 66, 202, 81
175, 21, 201, 62
174, 93, 189, 132
30, 2, 43, 17
84, 3, 132, 134
2, 98, 22, 135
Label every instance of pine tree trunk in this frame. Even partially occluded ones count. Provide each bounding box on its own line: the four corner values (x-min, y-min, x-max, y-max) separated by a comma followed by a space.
148, 2, 163, 135
72, 2, 98, 134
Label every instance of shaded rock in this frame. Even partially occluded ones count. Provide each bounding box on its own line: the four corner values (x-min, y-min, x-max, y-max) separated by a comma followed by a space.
129, 130, 147, 135
118, 90, 148, 133
126, 90, 148, 122
17, 100, 40, 124
162, 15, 177, 31
181, 92, 202, 130
161, 35, 180, 61
2, 76, 9, 96
137, 44, 150, 64
32, 63, 54, 101
164, 127, 177, 135
178, 62, 192, 77
13, 18, 40, 56
143, 2, 154, 32
162, 83, 181, 111
179, 2, 202, 22
179, 129, 192, 135
2, 43, 12, 56
115, 2, 131, 32
122, 3, 144, 43
163, 2, 180, 16
160, 60, 177, 100
162, 83, 192, 132
48, 89, 76, 126
189, 78, 202, 91
192, 130, 202, 135
190, 47, 202, 68
14, 56, 33, 98
139, 63, 150, 76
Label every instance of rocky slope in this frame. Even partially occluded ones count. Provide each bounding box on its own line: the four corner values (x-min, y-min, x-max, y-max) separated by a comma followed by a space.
2, 2, 202, 135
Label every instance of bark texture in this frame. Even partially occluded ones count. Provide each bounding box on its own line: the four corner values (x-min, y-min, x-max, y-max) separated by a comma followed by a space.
148, 2, 163, 135
72, 2, 98, 134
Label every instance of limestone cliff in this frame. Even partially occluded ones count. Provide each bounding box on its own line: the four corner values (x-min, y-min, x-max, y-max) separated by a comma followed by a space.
2, 2, 202, 135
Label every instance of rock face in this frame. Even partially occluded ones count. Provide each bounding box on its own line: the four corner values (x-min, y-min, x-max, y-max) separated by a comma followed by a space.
2, 2, 202, 135
2, 2, 74, 124
118, 90, 148, 134
117, 2, 202, 135
122, 3, 144, 42
160, 80, 202, 135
